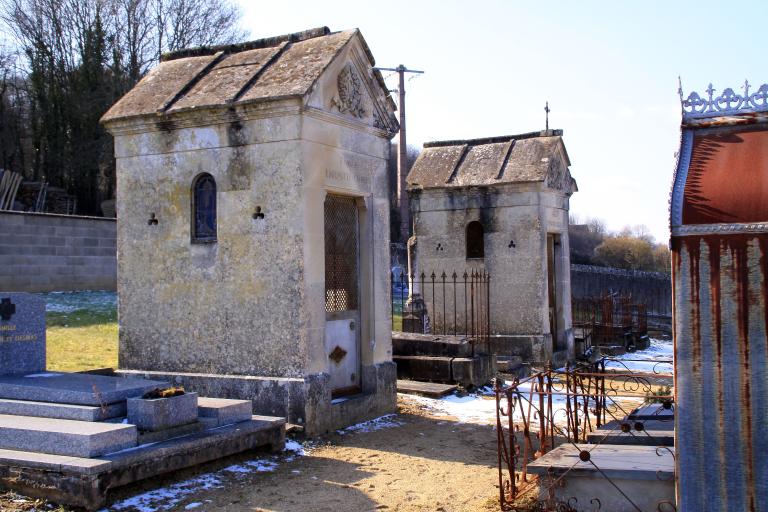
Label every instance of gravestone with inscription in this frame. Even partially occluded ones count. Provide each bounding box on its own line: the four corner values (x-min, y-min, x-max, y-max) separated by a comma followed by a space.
0, 293, 46, 375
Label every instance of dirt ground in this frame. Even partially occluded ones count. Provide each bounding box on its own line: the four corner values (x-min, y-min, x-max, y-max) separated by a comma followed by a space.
1, 394, 503, 512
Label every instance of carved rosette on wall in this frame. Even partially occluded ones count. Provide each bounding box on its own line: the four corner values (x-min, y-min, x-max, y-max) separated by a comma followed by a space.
546, 164, 572, 192
332, 64, 366, 118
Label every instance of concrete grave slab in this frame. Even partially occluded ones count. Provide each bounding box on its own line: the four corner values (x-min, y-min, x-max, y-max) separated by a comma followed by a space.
0, 292, 45, 375
0, 415, 285, 510
0, 397, 125, 421
197, 396, 252, 427
527, 443, 675, 512
0, 372, 169, 405
0, 414, 137, 457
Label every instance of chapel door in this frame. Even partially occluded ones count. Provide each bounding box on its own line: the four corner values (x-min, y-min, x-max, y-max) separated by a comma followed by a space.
547, 234, 558, 354
324, 195, 362, 397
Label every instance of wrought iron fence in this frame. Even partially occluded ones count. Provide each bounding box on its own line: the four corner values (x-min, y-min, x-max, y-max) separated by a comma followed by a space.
573, 294, 650, 356
494, 358, 675, 511
391, 270, 491, 350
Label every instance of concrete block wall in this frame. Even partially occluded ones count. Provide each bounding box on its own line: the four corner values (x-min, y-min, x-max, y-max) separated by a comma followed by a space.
0, 211, 116, 292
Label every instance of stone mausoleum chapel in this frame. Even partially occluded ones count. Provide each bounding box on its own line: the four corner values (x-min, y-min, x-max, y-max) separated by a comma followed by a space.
406, 130, 577, 365
101, 27, 399, 435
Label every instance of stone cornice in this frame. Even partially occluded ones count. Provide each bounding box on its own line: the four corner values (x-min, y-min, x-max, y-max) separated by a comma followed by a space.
103, 98, 304, 136
672, 222, 768, 237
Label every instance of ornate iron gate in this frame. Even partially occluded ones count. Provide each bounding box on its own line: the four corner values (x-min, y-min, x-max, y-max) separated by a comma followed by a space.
324, 195, 361, 396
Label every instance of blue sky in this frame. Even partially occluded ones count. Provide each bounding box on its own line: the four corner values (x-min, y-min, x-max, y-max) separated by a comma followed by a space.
238, 1, 767, 243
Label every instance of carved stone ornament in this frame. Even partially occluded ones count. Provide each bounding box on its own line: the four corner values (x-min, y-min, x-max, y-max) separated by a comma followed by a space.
332, 64, 366, 118
546, 164, 572, 192
329, 345, 348, 365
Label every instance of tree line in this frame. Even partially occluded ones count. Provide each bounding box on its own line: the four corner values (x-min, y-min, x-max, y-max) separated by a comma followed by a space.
569, 215, 671, 273
0, 0, 245, 215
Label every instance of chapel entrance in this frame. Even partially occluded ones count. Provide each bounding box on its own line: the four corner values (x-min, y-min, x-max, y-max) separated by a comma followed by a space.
547, 233, 560, 354
324, 195, 362, 397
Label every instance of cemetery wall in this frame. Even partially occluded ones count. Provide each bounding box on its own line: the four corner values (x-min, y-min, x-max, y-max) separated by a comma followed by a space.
0, 211, 116, 292
570, 264, 672, 318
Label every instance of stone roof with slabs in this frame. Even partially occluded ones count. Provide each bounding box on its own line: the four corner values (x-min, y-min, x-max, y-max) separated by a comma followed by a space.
101, 26, 398, 132
406, 130, 577, 193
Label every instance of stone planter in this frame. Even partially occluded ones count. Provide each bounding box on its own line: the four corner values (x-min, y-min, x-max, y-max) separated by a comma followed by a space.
127, 392, 198, 431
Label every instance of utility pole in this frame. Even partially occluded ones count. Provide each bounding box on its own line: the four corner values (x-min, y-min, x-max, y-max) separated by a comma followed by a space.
545, 101, 550, 131
375, 65, 424, 244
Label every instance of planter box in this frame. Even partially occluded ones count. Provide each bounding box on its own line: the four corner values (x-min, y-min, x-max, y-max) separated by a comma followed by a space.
127, 392, 198, 431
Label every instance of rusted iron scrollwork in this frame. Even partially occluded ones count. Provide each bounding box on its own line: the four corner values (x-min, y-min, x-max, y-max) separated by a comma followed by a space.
495, 359, 674, 511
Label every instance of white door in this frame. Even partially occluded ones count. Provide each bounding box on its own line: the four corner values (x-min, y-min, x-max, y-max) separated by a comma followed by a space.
324, 195, 361, 397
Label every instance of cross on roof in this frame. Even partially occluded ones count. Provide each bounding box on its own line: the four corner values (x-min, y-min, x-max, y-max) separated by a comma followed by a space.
0, 298, 16, 321
545, 101, 550, 131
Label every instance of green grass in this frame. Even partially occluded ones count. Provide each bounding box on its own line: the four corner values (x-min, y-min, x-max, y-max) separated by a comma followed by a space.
392, 313, 402, 331
46, 308, 118, 372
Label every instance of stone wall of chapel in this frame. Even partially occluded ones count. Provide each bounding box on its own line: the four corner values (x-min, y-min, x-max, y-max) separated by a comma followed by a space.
116, 113, 310, 377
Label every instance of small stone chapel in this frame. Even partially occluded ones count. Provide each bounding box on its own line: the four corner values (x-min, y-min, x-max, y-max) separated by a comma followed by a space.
406, 130, 578, 365
101, 27, 399, 435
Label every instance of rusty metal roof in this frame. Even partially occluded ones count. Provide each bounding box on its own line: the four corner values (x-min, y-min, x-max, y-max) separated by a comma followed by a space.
102, 27, 388, 123
672, 82, 768, 232
682, 126, 768, 225
407, 130, 572, 189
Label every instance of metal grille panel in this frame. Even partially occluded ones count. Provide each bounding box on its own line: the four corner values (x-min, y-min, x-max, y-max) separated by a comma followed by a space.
324, 195, 358, 312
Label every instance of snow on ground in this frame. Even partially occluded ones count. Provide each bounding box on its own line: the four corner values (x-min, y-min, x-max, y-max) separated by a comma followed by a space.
105, 440, 306, 512
400, 339, 673, 429
337, 414, 404, 435
604, 337, 674, 373
38, 290, 117, 314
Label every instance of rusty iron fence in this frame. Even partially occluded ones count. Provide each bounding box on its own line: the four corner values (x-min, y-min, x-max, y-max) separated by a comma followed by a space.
391, 270, 491, 352
572, 294, 650, 357
494, 358, 675, 511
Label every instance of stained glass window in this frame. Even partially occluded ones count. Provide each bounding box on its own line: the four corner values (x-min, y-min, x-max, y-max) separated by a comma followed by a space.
192, 173, 217, 242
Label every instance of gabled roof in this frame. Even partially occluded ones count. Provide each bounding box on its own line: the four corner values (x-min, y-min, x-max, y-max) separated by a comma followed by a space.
671, 81, 768, 232
406, 130, 575, 191
101, 27, 394, 124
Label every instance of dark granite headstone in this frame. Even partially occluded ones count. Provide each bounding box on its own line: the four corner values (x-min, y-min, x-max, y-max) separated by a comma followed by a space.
0, 293, 45, 375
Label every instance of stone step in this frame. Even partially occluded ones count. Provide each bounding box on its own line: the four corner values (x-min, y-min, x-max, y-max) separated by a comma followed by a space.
392, 332, 475, 358
0, 414, 137, 458
588, 429, 674, 446
197, 397, 252, 427
0, 398, 125, 422
397, 379, 457, 398
393, 354, 496, 388
0, 373, 169, 406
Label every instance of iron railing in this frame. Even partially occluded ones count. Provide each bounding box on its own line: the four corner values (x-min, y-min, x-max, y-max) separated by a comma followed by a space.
494, 358, 675, 511
391, 270, 491, 349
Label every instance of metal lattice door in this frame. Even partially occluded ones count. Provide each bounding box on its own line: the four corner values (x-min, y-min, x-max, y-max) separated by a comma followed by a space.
324, 195, 361, 396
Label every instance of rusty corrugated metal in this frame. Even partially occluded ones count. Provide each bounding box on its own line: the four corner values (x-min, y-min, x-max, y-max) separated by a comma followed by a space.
672, 83, 768, 511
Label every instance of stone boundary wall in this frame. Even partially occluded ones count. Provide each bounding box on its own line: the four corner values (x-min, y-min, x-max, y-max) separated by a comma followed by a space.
0, 211, 116, 292
570, 264, 672, 318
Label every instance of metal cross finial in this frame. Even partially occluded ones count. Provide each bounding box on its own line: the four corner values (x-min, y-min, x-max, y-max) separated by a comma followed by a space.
544, 101, 550, 131
0, 298, 16, 321
706, 83, 716, 102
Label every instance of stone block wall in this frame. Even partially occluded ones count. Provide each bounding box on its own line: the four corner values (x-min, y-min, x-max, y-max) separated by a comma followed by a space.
0, 211, 116, 292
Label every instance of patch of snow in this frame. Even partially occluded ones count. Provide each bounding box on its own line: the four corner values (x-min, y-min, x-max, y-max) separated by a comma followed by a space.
403, 393, 498, 425
337, 414, 403, 435
284, 439, 305, 455
184, 503, 202, 510
108, 473, 222, 512
604, 338, 674, 373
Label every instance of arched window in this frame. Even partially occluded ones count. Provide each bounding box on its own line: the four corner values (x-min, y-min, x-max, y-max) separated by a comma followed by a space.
192, 173, 217, 242
466, 221, 484, 259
